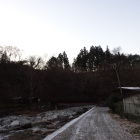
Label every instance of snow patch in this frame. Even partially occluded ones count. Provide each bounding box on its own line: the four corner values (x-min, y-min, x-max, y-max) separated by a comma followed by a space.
10, 120, 20, 127
121, 87, 140, 90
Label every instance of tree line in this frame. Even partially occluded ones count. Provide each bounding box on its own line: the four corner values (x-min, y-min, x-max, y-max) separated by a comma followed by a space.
0, 45, 140, 105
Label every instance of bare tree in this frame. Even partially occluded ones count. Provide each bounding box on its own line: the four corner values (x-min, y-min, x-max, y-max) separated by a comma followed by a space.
28, 55, 43, 69
112, 47, 123, 96
0, 46, 23, 61
112, 47, 121, 55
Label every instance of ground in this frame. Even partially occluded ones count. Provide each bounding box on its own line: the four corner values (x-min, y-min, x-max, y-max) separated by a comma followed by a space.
44, 107, 140, 140
109, 110, 140, 139
0, 106, 92, 140
0, 106, 139, 140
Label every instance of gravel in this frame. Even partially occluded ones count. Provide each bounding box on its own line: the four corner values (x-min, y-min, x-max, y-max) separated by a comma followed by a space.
44, 107, 139, 140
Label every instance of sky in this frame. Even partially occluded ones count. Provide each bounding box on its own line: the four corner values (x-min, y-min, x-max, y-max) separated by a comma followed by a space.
0, 0, 140, 63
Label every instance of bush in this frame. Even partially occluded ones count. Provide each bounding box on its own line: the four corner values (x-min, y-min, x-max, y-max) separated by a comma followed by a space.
114, 102, 124, 117
108, 93, 122, 112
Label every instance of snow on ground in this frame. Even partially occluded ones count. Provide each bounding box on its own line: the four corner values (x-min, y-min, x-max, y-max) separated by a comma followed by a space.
0, 105, 93, 140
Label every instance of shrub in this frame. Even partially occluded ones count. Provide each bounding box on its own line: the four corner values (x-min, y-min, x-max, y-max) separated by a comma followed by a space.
108, 93, 122, 112
114, 102, 124, 117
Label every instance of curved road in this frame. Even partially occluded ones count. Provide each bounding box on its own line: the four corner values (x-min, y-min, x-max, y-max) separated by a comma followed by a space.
44, 107, 137, 140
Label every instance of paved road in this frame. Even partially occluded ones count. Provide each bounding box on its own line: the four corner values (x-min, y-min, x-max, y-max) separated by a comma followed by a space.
44, 107, 137, 140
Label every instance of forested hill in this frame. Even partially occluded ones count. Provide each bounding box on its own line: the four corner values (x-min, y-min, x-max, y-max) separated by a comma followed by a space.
0, 46, 140, 104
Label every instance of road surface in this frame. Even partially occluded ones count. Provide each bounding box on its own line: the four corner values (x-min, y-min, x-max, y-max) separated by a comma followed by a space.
44, 107, 138, 140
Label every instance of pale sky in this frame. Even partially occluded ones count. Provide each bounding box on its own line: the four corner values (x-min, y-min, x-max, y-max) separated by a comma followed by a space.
0, 0, 140, 63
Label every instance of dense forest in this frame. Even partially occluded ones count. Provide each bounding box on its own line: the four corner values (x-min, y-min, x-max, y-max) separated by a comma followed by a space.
0, 46, 140, 105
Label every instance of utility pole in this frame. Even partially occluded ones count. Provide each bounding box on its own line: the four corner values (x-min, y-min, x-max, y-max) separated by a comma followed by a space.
115, 67, 122, 96
114, 65, 125, 114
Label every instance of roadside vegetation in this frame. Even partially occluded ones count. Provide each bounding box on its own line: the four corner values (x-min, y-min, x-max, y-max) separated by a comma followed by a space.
108, 93, 123, 116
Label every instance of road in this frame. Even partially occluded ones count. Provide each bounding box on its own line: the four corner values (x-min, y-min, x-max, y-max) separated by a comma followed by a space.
44, 107, 138, 140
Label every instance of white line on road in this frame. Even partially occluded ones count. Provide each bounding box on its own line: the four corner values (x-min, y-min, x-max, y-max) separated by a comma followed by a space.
43, 107, 95, 140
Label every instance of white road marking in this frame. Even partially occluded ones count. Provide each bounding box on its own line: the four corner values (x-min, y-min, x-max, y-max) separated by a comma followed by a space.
43, 107, 95, 140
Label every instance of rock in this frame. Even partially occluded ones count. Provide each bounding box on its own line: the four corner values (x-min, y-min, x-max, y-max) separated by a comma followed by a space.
69, 115, 73, 119
32, 120, 47, 127
18, 117, 31, 125
41, 128, 56, 135
20, 123, 32, 129
10, 120, 20, 127
13, 123, 32, 130
32, 127, 40, 133
46, 124, 56, 129
45, 120, 52, 125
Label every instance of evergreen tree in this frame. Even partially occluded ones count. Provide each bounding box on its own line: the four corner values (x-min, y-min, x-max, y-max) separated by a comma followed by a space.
105, 46, 112, 64
103, 46, 112, 69
88, 46, 105, 71
74, 47, 88, 72
127, 54, 140, 67
57, 51, 70, 69
45, 56, 62, 70
88, 46, 95, 71
1, 51, 10, 63
57, 53, 63, 68
63, 51, 70, 69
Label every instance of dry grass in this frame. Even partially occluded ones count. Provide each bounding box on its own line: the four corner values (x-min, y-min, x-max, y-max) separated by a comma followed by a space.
109, 110, 140, 139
